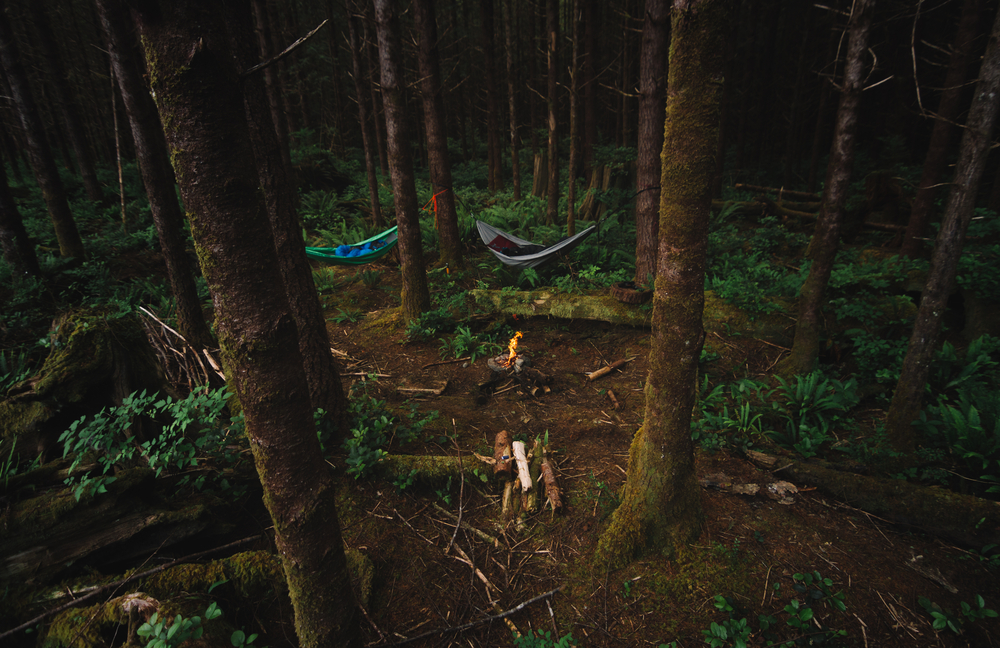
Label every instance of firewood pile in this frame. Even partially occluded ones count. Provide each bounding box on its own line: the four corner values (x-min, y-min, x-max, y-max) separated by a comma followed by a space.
489, 430, 562, 520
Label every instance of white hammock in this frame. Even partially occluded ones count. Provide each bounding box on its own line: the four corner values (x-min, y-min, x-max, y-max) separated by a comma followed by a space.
476, 220, 598, 270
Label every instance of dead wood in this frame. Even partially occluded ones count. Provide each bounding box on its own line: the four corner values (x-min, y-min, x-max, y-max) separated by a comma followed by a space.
0, 467, 241, 587
493, 430, 513, 475
734, 183, 820, 200
0, 534, 261, 642
540, 459, 562, 511
395, 379, 448, 396
420, 357, 470, 370
512, 441, 531, 492
374, 454, 485, 484
586, 357, 635, 381
0, 308, 175, 462
770, 457, 1000, 550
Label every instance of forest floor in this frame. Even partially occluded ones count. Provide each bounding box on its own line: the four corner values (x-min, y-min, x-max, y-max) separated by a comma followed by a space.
309, 255, 1000, 648
4, 243, 1000, 648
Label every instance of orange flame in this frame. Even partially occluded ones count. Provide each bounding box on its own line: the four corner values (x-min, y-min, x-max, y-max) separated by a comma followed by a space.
505, 331, 523, 366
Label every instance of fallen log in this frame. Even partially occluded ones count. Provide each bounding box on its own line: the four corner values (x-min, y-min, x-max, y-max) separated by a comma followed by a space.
586, 357, 635, 381
734, 183, 820, 201
769, 457, 1000, 550
373, 454, 486, 485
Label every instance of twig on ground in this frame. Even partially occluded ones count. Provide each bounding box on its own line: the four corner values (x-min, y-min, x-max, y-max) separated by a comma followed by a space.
421, 357, 471, 369
367, 586, 564, 647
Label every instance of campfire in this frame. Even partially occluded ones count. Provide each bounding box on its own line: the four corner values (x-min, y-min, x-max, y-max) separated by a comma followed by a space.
483, 331, 552, 396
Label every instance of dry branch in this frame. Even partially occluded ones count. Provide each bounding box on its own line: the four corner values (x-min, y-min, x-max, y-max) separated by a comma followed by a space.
512, 441, 531, 492
494, 430, 513, 476
586, 357, 634, 381
541, 459, 562, 511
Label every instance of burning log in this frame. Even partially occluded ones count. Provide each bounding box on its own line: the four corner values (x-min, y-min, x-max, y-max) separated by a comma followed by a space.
586, 357, 635, 381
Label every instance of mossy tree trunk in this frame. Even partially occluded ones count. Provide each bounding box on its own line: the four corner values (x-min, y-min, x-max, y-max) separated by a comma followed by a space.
413, 0, 463, 268
374, 0, 431, 321
226, 3, 349, 438
886, 5, 1000, 453
633, 0, 669, 287
594, 0, 730, 571
96, 0, 214, 350
780, 0, 873, 376
0, 1, 85, 261
131, 2, 360, 647
502, 0, 522, 201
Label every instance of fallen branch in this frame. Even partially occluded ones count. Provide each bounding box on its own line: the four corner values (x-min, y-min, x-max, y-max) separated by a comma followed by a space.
430, 502, 499, 546
734, 183, 820, 201
0, 535, 261, 642
586, 357, 635, 381
421, 356, 471, 369
242, 19, 328, 77
396, 380, 448, 396
368, 586, 565, 647
512, 441, 532, 492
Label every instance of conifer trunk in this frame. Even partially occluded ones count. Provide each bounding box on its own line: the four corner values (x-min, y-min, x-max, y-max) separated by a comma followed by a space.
346, 0, 384, 227
413, 0, 462, 267
781, 0, 873, 376
373, 0, 431, 320
131, 2, 360, 645
886, 3, 1000, 453
595, 0, 730, 570
0, 1, 85, 260
96, 0, 214, 349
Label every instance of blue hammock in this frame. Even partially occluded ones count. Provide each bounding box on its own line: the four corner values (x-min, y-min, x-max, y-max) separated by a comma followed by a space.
305, 226, 398, 265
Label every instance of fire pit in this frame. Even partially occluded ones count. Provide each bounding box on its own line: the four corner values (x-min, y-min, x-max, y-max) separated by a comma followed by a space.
482, 332, 553, 396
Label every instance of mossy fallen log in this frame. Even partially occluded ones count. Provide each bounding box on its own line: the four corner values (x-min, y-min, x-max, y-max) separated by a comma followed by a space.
0, 467, 234, 587
469, 288, 796, 345
777, 459, 1000, 550
373, 454, 487, 485
0, 307, 172, 463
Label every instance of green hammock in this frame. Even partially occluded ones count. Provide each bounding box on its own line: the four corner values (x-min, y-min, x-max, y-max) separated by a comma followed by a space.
305, 226, 398, 265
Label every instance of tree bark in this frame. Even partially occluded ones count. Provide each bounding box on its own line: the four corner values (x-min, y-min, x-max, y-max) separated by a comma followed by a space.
900, 0, 984, 258
582, 0, 598, 181
566, 0, 580, 238
633, 0, 670, 286
0, 0, 85, 261
227, 1, 349, 437
373, 0, 430, 321
594, 0, 730, 570
251, 0, 295, 189
545, 0, 559, 226
780, 0, 873, 376
131, 2, 360, 646
482, 0, 504, 194
95, 0, 214, 349
346, 0, 383, 227
413, 0, 462, 268
0, 159, 39, 277
886, 4, 1000, 453
27, 2, 103, 204
502, 0, 522, 201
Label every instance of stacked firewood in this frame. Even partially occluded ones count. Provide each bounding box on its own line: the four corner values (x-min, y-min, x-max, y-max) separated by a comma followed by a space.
491, 429, 562, 520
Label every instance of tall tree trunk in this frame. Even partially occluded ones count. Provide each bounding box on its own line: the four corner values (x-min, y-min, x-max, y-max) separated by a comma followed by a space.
0, 159, 39, 277
373, 0, 430, 320
413, 0, 462, 268
900, 0, 984, 258
594, 0, 730, 570
582, 0, 597, 182
633, 0, 670, 287
886, 4, 1000, 453
502, 0, 522, 201
227, 0, 350, 437
545, 0, 559, 225
346, 0, 383, 226
131, 2, 360, 646
95, 0, 214, 349
251, 0, 295, 188
0, 0, 85, 261
483, 0, 504, 194
780, 0, 874, 376
366, 8, 389, 177
27, 3, 103, 204
566, 0, 580, 237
